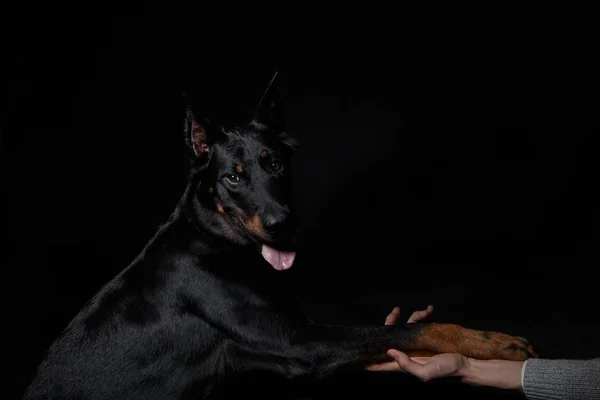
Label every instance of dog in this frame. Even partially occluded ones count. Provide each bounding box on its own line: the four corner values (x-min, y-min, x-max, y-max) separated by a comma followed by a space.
22, 73, 536, 400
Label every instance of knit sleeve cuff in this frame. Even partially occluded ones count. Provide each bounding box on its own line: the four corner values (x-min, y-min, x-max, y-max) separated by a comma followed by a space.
523, 358, 600, 400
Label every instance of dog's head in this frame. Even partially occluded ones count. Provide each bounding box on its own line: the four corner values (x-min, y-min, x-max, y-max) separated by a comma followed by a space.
183, 73, 299, 270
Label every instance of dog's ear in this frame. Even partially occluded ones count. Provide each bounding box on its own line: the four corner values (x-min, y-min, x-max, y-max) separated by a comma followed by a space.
250, 71, 299, 152
251, 71, 284, 130
183, 93, 221, 160
187, 113, 209, 158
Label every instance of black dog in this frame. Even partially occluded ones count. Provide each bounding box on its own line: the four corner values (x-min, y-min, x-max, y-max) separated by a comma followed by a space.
22, 74, 536, 400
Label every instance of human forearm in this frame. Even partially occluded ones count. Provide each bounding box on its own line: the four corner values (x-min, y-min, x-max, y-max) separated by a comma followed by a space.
458, 358, 524, 391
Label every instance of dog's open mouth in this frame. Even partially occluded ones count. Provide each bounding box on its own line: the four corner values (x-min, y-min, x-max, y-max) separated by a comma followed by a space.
227, 210, 296, 271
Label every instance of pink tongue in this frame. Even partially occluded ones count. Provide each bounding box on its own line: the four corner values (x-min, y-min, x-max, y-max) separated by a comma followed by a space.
261, 245, 296, 270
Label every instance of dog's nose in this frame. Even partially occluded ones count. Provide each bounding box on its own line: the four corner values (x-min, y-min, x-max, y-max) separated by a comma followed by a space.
263, 212, 289, 234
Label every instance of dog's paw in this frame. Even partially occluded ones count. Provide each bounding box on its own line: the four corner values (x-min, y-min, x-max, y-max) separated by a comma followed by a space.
464, 330, 538, 361
415, 323, 538, 361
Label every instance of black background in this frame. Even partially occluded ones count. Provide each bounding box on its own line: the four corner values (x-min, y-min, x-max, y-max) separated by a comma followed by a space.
3, 6, 600, 399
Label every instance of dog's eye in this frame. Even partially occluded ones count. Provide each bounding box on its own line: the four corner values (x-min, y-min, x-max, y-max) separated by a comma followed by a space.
226, 174, 240, 184
271, 159, 283, 172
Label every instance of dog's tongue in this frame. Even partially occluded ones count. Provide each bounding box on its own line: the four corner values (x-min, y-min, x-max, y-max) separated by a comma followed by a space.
261, 245, 296, 271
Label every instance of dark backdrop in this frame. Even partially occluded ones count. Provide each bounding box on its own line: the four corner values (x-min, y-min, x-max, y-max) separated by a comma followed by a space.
3, 6, 599, 399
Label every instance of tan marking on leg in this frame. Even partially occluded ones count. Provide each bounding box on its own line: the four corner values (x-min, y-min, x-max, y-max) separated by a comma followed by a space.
410, 323, 536, 361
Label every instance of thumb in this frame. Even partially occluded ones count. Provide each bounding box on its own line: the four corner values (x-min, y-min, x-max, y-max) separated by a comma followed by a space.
387, 349, 413, 366
387, 350, 437, 381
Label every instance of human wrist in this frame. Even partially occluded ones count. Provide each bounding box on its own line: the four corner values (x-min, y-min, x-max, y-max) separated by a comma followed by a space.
452, 354, 472, 379
458, 357, 524, 391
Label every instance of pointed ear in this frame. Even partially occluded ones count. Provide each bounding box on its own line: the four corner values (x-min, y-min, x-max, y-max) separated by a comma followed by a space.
249, 72, 299, 152
251, 71, 286, 133
183, 94, 213, 159
190, 119, 210, 158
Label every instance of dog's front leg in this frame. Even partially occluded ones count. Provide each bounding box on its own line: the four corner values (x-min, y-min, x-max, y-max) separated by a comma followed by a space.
290, 322, 537, 379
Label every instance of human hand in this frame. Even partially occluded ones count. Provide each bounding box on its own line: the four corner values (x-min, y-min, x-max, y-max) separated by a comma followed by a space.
370, 305, 527, 391
367, 350, 467, 380
370, 349, 525, 391
366, 305, 436, 372
385, 305, 435, 357
384, 304, 434, 325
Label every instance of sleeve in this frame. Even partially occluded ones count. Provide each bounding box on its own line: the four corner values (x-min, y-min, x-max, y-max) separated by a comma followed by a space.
522, 358, 600, 400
